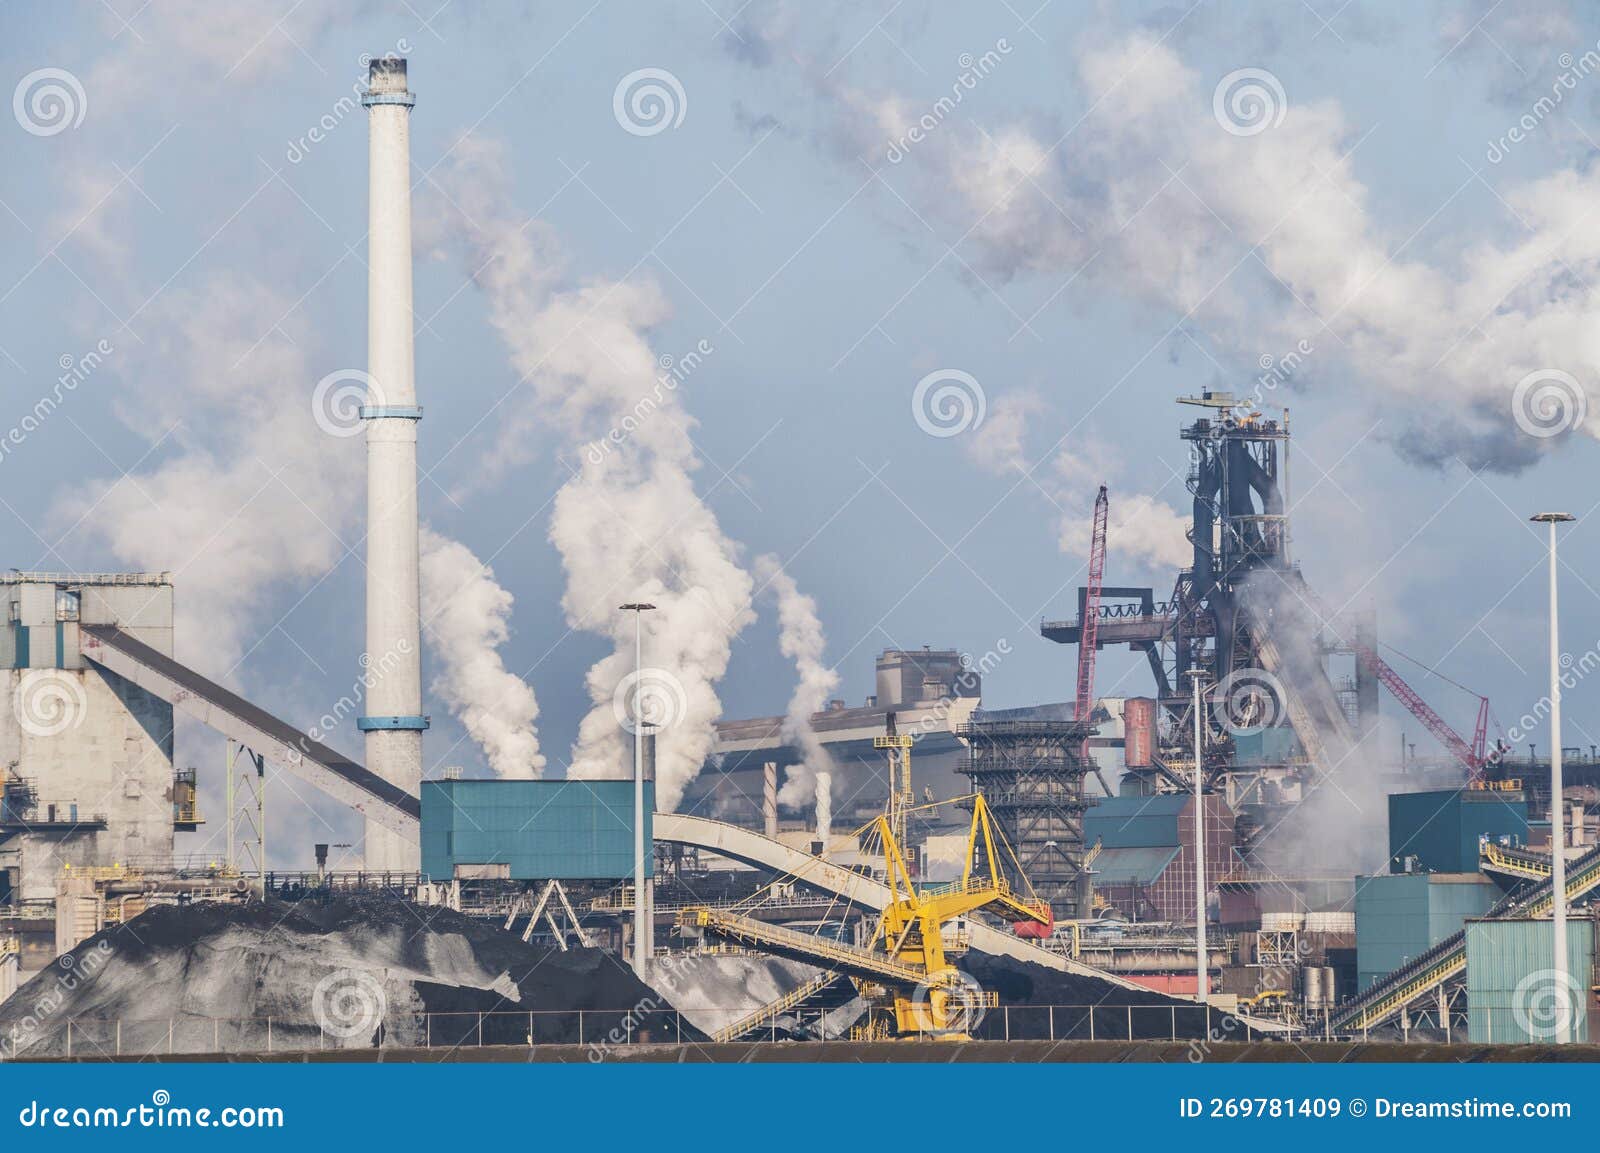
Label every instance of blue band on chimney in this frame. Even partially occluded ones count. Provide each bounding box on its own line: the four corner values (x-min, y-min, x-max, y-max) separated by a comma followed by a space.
358, 715, 430, 731
359, 405, 423, 420
361, 92, 416, 108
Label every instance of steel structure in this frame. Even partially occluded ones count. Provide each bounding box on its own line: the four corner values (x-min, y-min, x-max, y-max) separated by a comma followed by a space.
956, 719, 1093, 920
680, 795, 1051, 1039
1042, 393, 1371, 818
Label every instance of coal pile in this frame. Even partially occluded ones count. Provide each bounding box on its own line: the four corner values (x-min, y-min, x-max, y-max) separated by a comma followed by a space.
960, 952, 1233, 1041
0, 895, 693, 1058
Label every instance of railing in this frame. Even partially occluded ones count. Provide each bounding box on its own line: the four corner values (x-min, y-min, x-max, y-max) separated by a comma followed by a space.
1, 1004, 1293, 1059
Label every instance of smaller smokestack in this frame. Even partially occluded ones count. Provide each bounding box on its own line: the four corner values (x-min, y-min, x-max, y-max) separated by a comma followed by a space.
762, 761, 778, 838
814, 769, 832, 855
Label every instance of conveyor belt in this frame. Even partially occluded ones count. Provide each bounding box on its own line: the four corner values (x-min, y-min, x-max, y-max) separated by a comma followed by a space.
80, 625, 419, 835
681, 906, 930, 987
1331, 842, 1600, 1032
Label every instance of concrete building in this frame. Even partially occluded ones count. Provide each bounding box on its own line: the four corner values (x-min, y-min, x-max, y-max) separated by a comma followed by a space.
0, 573, 178, 902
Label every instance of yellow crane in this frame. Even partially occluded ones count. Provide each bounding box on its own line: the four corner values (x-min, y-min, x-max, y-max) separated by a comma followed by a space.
862, 792, 1052, 1036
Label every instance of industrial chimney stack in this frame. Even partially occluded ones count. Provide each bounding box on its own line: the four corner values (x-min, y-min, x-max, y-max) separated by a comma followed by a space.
359, 57, 425, 871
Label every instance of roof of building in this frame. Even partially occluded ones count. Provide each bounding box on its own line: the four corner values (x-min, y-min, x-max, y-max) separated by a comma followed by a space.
1093, 845, 1180, 886
1084, 794, 1190, 850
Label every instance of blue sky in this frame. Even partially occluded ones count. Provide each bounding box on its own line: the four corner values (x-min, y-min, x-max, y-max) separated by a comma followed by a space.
4, 1, 1600, 862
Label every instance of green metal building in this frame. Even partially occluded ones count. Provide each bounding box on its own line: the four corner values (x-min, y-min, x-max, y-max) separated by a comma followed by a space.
1387, 787, 1527, 874
1465, 915, 1594, 1043
420, 778, 653, 882
1354, 872, 1500, 990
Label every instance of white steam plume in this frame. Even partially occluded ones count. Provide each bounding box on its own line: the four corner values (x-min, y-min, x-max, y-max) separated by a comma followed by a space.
753, 554, 840, 815
815, 770, 832, 847
58, 278, 363, 671
734, 19, 1600, 469
419, 527, 544, 778
965, 390, 1190, 571
430, 137, 755, 809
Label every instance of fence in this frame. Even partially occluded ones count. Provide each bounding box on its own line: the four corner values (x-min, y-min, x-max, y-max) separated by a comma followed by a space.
4, 1004, 1295, 1059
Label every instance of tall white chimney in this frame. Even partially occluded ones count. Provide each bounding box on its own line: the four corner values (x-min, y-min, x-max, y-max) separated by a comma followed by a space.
360, 57, 425, 871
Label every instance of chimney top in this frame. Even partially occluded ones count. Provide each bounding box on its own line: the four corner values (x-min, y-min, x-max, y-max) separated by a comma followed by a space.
368, 56, 409, 93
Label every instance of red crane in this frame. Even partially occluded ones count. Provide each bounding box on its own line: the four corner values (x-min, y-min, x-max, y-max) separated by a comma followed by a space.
1075, 485, 1109, 732
1347, 640, 1488, 779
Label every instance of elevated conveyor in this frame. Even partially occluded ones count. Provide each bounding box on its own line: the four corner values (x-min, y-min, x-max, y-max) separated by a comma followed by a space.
654, 811, 1289, 1019
81, 625, 420, 836
1331, 841, 1600, 1033
682, 907, 927, 987
1480, 841, 1553, 882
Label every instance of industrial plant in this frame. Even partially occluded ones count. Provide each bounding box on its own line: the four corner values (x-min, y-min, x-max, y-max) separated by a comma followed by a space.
4, 55, 1598, 1061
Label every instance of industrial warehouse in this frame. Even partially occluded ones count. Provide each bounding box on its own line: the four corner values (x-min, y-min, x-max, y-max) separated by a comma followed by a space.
4, 4, 1600, 1098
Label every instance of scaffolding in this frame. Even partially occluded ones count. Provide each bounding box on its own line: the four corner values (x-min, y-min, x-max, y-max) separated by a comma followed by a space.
956, 719, 1092, 920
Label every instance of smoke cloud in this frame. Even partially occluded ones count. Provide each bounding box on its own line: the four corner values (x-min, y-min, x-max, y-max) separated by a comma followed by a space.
734, 20, 1600, 470
753, 554, 839, 816
58, 277, 364, 672
965, 390, 1190, 571
419, 527, 544, 778
430, 136, 756, 809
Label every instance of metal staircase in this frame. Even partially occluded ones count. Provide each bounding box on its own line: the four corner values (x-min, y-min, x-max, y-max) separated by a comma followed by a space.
712, 971, 845, 1042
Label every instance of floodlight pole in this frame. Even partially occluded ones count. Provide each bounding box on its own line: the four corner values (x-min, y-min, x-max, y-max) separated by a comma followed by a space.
620, 602, 656, 981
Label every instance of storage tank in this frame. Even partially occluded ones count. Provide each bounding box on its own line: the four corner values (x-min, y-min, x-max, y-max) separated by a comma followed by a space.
1123, 697, 1156, 768
1303, 965, 1324, 1009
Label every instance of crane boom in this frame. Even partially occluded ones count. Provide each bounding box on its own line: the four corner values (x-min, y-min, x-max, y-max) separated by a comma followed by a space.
1348, 641, 1483, 777
1075, 486, 1109, 728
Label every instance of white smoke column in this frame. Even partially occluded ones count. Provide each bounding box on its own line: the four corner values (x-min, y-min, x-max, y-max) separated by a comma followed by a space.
418, 527, 543, 777
815, 770, 832, 848
753, 554, 839, 813
59, 278, 364, 671
430, 137, 754, 809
